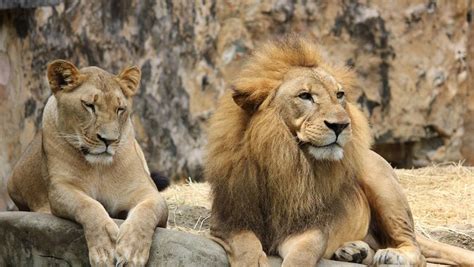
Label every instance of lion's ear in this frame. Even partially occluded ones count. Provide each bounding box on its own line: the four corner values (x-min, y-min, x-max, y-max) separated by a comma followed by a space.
232, 90, 257, 113
118, 66, 141, 97
231, 86, 268, 113
47, 60, 83, 94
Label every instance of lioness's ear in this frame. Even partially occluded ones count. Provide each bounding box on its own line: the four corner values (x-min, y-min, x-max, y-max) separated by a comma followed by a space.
47, 60, 82, 94
118, 66, 141, 97
231, 86, 268, 113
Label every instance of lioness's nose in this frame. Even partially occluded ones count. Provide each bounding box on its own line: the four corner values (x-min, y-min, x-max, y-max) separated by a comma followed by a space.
324, 121, 349, 136
97, 134, 118, 146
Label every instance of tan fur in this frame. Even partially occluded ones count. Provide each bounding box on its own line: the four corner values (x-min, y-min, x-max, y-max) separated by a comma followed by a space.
8, 60, 168, 267
205, 36, 474, 266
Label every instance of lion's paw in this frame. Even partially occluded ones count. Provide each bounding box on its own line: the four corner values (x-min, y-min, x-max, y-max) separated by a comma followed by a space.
115, 222, 153, 267
249, 251, 270, 267
333, 241, 374, 264
373, 247, 425, 266
373, 248, 409, 266
231, 250, 270, 267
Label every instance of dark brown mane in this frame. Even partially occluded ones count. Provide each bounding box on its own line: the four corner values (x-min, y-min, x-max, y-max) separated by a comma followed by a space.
205, 36, 372, 253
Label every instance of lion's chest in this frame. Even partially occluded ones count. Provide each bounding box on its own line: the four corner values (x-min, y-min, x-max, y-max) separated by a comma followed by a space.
324, 185, 371, 257
259, 179, 369, 253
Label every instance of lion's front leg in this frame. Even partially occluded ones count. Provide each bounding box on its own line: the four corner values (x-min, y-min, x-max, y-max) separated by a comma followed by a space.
278, 229, 327, 267
115, 189, 168, 267
49, 182, 119, 267
211, 230, 270, 267
360, 151, 425, 266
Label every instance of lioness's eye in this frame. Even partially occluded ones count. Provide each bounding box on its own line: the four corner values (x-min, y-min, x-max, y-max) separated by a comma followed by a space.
336, 91, 345, 99
117, 107, 126, 115
82, 101, 95, 113
298, 92, 313, 102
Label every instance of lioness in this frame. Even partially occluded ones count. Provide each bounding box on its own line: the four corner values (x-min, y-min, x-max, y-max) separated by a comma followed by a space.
7, 60, 168, 266
205, 36, 474, 266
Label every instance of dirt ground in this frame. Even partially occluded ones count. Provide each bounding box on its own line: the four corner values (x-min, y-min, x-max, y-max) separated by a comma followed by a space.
161, 164, 474, 250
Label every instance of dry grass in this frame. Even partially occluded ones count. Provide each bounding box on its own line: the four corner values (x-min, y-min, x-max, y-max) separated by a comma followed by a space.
162, 178, 211, 210
396, 163, 474, 241
162, 165, 474, 243
161, 178, 212, 235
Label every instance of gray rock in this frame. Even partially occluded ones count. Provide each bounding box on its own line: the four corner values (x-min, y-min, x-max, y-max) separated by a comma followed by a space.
0, 212, 228, 267
0, 212, 89, 266
0, 211, 369, 267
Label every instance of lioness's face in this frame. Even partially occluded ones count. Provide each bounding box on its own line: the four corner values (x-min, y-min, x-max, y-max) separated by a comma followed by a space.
275, 67, 352, 161
47, 60, 141, 165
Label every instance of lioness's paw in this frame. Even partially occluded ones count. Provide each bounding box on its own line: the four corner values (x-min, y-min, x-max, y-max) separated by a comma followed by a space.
86, 220, 119, 267
115, 222, 153, 267
89, 245, 115, 267
333, 241, 373, 264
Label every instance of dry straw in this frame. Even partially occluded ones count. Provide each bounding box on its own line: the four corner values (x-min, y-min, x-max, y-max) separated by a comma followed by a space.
396, 163, 473, 241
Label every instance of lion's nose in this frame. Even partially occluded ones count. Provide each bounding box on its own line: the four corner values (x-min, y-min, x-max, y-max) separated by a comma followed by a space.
97, 134, 118, 146
324, 121, 349, 136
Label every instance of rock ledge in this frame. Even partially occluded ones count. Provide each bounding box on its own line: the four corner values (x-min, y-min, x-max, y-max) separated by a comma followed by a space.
0, 212, 367, 266
0, 212, 228, 266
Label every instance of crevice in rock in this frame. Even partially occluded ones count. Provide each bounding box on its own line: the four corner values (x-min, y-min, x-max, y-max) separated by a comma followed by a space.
38, 254, 72, 266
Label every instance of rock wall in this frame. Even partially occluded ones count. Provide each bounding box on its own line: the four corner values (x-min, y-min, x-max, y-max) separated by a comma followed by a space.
462, 0, 474, 164
0, 1, 472, 209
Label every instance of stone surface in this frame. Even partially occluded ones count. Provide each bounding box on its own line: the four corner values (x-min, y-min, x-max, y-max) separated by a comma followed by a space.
0, 212, 228, 267
0, 211, 365, 266
0, 1, 472, 208
0, 0, 60, 10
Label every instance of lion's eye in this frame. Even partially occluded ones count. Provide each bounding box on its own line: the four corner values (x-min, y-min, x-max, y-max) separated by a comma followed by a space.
298, 92, 313, 102
336, 91, 345, 99
82, 101, 95, 113
117, 107, 126, 115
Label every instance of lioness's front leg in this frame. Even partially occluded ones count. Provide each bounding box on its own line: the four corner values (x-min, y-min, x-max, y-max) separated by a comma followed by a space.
279, 229, 328, 267
360, 151, 425, 266
48, 182, 119, 267
115, 188, 168, 267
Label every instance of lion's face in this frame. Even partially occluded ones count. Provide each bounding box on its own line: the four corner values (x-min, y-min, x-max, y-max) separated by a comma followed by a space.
47, 60, 141, 165
274, 67, 352, 161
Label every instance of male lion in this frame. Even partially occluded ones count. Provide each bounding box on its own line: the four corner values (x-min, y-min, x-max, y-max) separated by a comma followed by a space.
205, 36, 474, 266
7, 60, 168, 267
